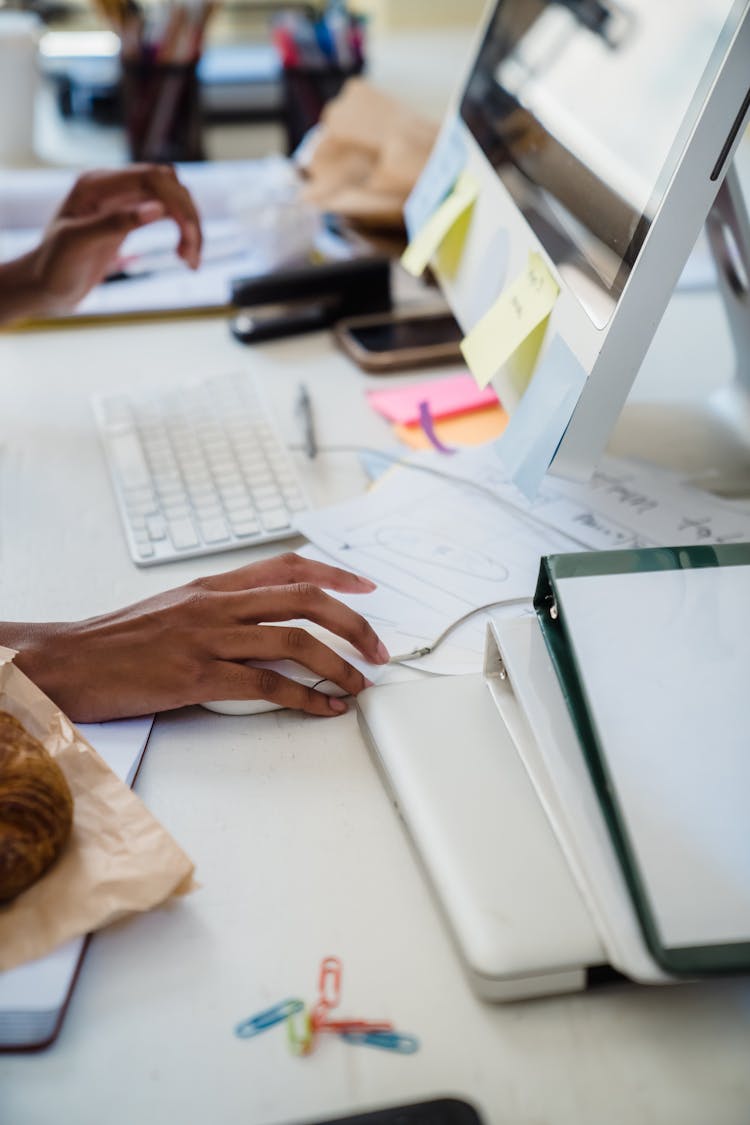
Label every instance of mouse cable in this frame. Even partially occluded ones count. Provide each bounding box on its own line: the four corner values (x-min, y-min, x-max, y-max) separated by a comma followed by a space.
386, 595, 531, 665
287, 442, 555, 668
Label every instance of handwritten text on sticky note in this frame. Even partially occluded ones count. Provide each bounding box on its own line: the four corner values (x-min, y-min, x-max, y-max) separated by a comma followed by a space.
460, 252, 559, 390
400, 171, 478, 278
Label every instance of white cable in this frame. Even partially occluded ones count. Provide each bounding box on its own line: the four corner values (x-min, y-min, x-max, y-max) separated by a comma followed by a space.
387, 595, 531, 664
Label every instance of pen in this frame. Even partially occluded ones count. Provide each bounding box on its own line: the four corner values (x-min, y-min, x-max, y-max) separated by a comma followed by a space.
296, 383, 318, 459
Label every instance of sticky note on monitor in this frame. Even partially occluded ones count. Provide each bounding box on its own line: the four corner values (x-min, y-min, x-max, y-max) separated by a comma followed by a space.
497, 335, 587, 500
404, 119, 467, 239
401, 171, 478, 279
460, 251, 559, 392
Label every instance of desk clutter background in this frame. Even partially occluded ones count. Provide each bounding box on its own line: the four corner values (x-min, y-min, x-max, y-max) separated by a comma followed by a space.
1, 5, 749, 1104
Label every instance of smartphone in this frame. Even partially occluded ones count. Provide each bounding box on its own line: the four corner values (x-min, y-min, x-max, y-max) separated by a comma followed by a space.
334, 309, 464, 373
301, 1098, 483, 1125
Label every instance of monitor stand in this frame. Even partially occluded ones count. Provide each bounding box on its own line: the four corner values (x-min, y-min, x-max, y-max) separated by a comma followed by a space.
705, 162, 750, 465
609, 161, 750, 498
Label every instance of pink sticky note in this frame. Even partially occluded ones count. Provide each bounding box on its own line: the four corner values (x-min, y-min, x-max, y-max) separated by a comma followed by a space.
367, 374, 498, 426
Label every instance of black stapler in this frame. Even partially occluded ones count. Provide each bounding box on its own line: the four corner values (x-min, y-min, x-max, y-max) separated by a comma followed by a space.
229, 255, 392, 344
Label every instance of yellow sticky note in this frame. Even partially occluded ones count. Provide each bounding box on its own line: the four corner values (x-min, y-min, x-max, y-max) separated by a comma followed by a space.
460, 252, 559, 390
400, 171, 478, 278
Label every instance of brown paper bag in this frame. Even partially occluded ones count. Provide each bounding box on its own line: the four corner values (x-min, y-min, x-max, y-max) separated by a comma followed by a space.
300, 78, 439, 230
0, 647, 195, 972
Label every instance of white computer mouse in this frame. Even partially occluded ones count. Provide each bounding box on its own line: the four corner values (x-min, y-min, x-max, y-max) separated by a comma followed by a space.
200, 613, 388, 716
202, 657, 349, 716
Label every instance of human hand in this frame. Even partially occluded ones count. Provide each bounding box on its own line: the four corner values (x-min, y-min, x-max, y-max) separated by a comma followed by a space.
2, 165, 202, 321
7, 553, 389, 723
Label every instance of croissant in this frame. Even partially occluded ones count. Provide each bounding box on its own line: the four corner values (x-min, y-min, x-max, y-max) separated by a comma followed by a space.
0, 710, 74, 902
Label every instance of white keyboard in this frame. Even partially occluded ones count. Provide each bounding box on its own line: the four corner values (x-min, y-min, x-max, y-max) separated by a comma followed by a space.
93, 372, 310, 566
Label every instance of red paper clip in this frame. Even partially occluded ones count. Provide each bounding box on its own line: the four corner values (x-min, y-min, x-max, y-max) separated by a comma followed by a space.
317, 956, 342, 1009
315, 1018, 394, 1035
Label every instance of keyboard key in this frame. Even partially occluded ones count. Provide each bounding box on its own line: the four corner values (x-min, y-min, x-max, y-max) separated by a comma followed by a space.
194, 501, 224, 520
199, 517, 230, 544
110, 432, 150, 489
230, 518, 261, 538
260, 508, 292, 532
168, 518, 200, 550
146, 515, 167, 540
163, 501, 191, 519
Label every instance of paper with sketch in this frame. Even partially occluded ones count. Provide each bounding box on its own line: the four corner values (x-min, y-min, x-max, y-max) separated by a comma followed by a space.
297, 448, 750, 675
437, 444, 750, 550
296, 467, 577, 675
298, 544, 492, 675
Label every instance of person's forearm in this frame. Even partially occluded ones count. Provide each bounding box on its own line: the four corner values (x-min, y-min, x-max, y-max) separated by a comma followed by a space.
0, 620, 70, 691
0, 253, 46, 326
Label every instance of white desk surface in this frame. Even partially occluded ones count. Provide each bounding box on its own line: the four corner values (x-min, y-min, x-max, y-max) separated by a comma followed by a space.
1, 288, 749, 1125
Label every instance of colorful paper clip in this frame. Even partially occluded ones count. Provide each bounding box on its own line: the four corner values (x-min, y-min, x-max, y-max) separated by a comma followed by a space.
235, 998, 304, 1039
341, 1030, 420, 1054
314, 1017, 394, 1034
318, 955, 342, 1009
287, 1006, 314, 1056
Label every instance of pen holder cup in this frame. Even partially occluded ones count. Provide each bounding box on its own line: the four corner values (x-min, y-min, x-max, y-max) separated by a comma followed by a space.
120, 57, 205, 163
282, 62, 363, 155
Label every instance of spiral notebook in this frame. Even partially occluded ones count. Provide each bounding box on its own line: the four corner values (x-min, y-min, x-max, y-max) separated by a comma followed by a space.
0, 716, 154, 1052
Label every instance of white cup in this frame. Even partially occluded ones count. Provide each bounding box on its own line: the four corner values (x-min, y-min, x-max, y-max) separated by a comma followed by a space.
0, 11, 41, 164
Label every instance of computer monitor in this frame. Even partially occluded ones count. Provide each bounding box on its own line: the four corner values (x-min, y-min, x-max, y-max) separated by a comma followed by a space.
418, 0, 750, 487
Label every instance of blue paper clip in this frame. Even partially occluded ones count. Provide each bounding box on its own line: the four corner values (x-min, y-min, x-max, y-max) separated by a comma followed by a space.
235, 998, 305, 1039
340, 1030, 420, 1054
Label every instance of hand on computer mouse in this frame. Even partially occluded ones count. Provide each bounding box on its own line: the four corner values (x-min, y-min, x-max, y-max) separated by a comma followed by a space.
4, 553, 389, 723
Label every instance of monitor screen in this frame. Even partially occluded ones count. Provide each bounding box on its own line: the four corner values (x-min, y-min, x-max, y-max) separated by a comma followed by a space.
460, 0, 744, 322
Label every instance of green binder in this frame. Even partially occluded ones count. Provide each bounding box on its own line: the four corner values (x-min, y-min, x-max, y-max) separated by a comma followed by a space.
533, 543, 750, 976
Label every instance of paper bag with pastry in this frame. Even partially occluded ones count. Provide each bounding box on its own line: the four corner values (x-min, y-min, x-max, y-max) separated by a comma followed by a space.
0, 646, 195, 972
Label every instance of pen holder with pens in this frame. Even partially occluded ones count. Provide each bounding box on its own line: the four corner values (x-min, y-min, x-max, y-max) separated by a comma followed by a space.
120, 56, 205, 163
282, 61, 364, 155
272, 3, 366, 155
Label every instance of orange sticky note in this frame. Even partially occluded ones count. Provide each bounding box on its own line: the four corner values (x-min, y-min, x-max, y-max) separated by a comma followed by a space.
394, 403, 508, 450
